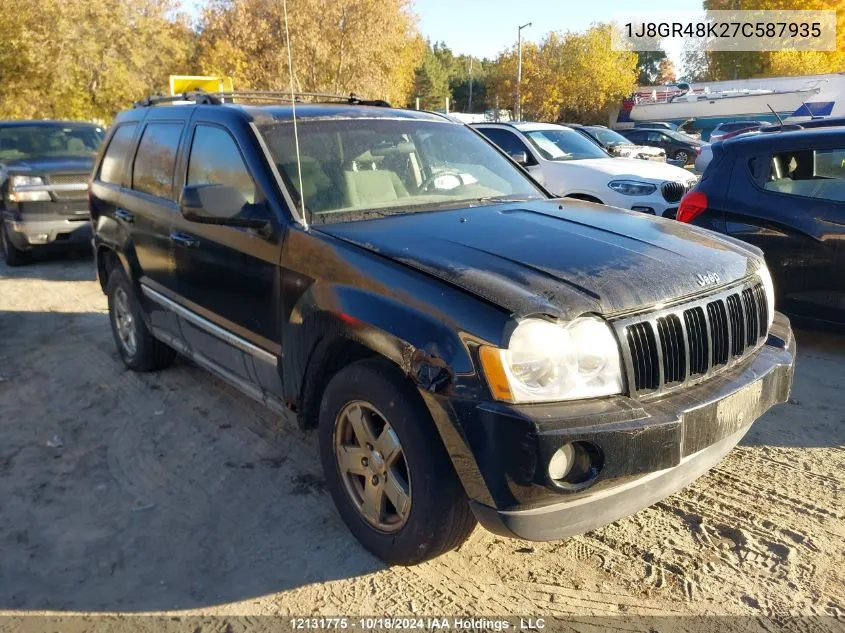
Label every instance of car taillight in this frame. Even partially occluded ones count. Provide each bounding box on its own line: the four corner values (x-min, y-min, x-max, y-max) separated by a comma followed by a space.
677, 191, 708, 223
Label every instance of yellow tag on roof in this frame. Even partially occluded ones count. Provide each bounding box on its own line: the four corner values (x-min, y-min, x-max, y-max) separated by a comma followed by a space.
169, 75, 234, 95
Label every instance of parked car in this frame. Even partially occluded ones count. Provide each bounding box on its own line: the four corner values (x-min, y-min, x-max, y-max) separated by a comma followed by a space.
633, 120, 702, 140
679, 126, 845, 325
695, 117, 845, 174
472, 122, 695, 216
619, 127, 705, 165
565, 124, 665, 161
91, 93, 794, 565
709, 120, 771, 142
0, 120, 106, 265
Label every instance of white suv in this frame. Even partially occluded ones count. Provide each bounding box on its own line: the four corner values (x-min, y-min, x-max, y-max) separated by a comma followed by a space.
473, 122, 697, 217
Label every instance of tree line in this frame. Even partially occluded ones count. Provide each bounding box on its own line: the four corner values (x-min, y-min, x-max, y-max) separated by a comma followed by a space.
0, 0, 842, 125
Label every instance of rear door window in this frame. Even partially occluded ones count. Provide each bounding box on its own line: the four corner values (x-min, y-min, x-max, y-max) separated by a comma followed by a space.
131, 122, 184, 201
99, 124, 137, 186
764, 148, 845, 202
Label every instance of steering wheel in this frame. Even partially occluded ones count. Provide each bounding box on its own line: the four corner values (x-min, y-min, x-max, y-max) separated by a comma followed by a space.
419, 170, 466, 193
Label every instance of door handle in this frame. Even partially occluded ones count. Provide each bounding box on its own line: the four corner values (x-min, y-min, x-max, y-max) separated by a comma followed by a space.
169, 231, 200, 248
114, 209, 135, 223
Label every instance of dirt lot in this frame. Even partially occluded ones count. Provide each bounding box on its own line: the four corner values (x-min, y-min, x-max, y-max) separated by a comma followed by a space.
0, 255, 843, 625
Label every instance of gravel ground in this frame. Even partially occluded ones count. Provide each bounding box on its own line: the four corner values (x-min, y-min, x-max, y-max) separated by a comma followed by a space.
0, 254, 843, 628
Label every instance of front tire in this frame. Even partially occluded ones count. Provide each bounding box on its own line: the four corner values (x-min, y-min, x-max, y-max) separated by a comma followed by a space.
107, 268, 176, 371
319, 359, 476, 565
1, 221, 32, 266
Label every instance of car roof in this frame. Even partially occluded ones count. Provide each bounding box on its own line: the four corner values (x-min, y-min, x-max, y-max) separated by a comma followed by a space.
0, 120, 102, 128
788, 116, 845, 128
724, 125, 845, 150
115, 103, 450, 126
472, 121, 572, 132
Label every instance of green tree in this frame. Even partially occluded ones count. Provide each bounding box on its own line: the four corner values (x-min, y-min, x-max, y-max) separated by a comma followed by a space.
412, 44, 451, 109
636, 50, 667, 85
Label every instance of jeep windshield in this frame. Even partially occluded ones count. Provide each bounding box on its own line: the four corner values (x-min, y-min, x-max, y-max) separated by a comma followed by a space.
255, 118, 546, 224
0, 123, 105, 160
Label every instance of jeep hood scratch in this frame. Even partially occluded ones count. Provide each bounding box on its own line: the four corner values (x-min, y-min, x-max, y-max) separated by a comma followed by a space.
318, 199, 763, 320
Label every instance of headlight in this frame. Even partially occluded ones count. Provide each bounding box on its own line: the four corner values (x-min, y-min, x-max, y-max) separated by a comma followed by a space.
10, 175, 44, 187
758, 265, 775, 331
479, 317, 625, 403
8, 175, 49, 202
608, 180, 657, 196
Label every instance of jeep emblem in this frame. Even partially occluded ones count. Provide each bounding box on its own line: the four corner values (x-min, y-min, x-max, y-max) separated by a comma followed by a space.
696, 272, 720, 287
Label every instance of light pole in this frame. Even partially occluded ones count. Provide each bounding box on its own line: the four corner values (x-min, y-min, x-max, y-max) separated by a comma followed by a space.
516, 21, 531, 122
468, 57, 474, 114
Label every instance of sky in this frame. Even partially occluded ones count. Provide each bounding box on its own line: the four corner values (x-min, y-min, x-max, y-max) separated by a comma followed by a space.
182, 0, 704, 68
412, 0, 702, 63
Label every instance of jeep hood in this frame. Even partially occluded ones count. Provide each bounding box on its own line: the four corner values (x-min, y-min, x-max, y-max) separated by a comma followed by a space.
319, 199, 763, 320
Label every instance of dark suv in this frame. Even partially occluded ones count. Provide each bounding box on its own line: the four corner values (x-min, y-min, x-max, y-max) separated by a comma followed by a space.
1, 120, 105, 265
678, 127, 845, 326
90, 93, 795, 565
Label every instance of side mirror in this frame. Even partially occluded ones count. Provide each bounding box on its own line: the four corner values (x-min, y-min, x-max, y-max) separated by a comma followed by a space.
509, 151, 529, 166
179, 184, 269, 229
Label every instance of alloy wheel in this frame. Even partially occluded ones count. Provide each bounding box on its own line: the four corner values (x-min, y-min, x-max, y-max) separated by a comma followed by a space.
333, 400, 411, 532
113, 286, 138, 356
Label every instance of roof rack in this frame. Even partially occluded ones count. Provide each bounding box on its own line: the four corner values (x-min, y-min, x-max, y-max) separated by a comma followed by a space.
133, 90, 391, 109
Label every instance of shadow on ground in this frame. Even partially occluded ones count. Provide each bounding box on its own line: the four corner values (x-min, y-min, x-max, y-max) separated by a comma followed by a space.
0, 250, 96, 282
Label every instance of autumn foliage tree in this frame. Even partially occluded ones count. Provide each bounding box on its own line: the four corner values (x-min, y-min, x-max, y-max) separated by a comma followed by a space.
702, 0, 845, 79
194, 0, 423, 106
656, 59, 678, 84
486, 24, 638, 123
0, 0, 193, 121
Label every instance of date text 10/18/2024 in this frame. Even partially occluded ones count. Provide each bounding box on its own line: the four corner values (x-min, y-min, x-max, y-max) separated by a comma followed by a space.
289, 617, 547, 630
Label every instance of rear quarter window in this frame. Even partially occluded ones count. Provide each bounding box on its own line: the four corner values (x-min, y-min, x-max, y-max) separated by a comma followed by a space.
99, 124, 137, 185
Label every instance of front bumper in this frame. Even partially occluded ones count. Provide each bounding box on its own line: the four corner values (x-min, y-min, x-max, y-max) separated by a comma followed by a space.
603, 190, 686, 218
460, 314, 795, 541
3, 214, 91, 250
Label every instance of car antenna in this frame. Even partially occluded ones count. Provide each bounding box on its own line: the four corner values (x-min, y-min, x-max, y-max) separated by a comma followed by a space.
767, 104, 785, 126
283, 0, 308, 229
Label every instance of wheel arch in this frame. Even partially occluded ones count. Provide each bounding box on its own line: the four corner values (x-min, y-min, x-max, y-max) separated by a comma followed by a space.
282, 284, 475, 427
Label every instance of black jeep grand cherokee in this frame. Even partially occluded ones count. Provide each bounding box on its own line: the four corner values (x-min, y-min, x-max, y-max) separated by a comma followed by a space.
90, 94, 795, 565
1, 120, 105, 265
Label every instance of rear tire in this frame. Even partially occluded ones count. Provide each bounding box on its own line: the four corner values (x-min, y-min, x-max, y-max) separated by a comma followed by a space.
319, 358, 476, 565
1, 221, 32, 267
107, 267, 176, 371
674, 150, 691, 164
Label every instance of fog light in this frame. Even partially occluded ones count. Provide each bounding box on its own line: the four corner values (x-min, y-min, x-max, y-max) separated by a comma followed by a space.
548, 443, 575, 480
547, 441, 604, 489
29, 233, 49, 244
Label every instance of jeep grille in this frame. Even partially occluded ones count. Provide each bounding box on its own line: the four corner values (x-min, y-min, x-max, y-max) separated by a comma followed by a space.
615, 280, 769, 396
